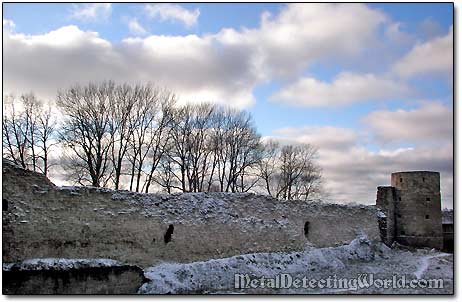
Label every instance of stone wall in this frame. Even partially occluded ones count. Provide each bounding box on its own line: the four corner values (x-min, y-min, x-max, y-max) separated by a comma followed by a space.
391, 171, 443, 249
376, 186, 396, 246
3, 160, 380, 267
376, 171, 443, 249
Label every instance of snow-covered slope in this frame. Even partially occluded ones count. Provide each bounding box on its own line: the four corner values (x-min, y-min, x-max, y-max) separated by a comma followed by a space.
138, 235, 453, 294
139, 235, 390, 294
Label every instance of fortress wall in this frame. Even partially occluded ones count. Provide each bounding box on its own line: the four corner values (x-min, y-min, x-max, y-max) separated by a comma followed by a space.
390, 171, 443, 249
376, 186, 396, 246
3, 162, 380, 267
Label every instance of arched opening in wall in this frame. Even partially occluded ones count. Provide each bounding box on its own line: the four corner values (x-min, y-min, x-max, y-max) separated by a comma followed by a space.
164, 224, 174, 244
2, 199, 7, 211
304, 221, 310, 239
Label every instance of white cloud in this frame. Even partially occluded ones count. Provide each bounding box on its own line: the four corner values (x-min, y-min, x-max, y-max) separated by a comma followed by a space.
2, 4, 411, 109
71, 4, 112, 22
3, 19, 15, 31
268, 125, 453, 208
385, 22, 413, 46
271, 126, 359, 150
217, 3, 387, 79
363, 101, 453, 144
3, 25, 257, 108
120, 34, 258, 108
3, 26, 115, 98
6, 25, 110, 47
127, 18, 147, 36
270, 72, 413, 107
145, 4, 200, 28
418, 17, 444, 40
393, 27, 453, 78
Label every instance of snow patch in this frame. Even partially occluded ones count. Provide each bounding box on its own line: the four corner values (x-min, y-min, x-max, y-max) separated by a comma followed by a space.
376, 209, 387, 218
139, 235, 387, 294
414, 253, 450, 279
3, 258, 124, 271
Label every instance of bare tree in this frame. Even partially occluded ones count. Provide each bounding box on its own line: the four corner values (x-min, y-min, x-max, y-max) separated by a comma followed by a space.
164, 103, 262, 193
292, 161, 322, 201
120, 85, 175, 193
35, 103, 58, 176
211, 108, 261, 193
228, 121, 262, 193
258, 141, 322, 200
258, 140, 280, 196
143, 91, 175, 193
57, 82, 115, 187
3, 95, 29, 168
126, 91, 154, 191
153, 155, 177, 193
184, 103, 216, 192
109, 84, 135, 189
165, 104, 201, 192
3, 93, 56, 175
22, 94, 40, 171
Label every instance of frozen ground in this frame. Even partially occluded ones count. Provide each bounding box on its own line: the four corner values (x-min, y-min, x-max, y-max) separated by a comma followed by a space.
139, 236, 453, 294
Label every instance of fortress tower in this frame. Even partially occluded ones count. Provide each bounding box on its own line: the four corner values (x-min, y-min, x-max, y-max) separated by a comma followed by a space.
376, 171, 443, 249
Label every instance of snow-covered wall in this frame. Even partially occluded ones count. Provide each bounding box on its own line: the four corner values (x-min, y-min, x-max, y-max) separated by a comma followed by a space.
3, 160, 380, 267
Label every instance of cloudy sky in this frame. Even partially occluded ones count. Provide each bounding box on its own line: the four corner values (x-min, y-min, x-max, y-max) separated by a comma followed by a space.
3, 3, 454, 207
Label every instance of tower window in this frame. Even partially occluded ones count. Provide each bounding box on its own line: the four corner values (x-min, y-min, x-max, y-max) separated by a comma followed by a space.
422, 177, 425, 182
400, 178, 403, 183
426, 197, 430, 201
425, 215, 430, 219
397, 214, 402, 218
398, 197, 402, 201
400, 230, 405, 235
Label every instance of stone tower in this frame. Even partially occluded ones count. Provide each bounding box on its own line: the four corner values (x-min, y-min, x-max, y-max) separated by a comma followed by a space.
376, 171, 443, 249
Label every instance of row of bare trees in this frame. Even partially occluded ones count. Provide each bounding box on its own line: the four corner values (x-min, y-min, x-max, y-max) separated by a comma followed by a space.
3, 94, 56, 176
3, 81, 322, 200
56, 82, 174, 190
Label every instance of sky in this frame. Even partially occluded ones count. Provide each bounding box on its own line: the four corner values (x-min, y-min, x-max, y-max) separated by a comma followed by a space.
2, 3, 454, 207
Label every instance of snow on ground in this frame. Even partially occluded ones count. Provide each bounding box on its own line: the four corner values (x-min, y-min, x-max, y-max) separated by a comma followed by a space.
139, 235, 384, 294
414, 253, 450, 279
1, 238, 453, 294
138, 236, 453, 294
3, 258, 124, 271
